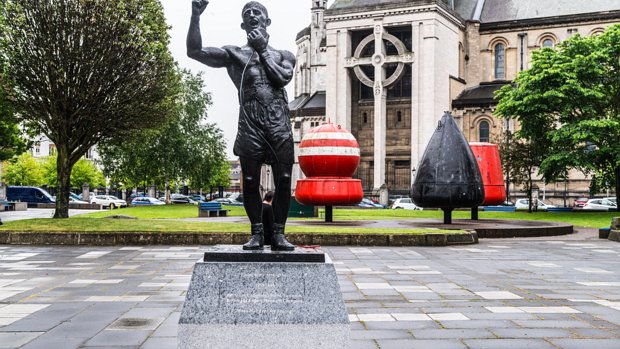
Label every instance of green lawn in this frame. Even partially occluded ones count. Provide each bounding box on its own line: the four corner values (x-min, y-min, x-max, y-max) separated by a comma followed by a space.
79, 204, 247, 219
323, 209, 617, 228
0, 218, 463, 235
75, 205, 617, 228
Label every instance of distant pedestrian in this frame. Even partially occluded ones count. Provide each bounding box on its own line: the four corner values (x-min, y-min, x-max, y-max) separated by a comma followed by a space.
262, 191, 274, 245
532, 197, 538, 212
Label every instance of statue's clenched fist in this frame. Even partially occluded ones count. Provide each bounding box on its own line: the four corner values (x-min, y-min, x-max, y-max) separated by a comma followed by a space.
192, 0, 208, 16
248, 28, 269, 52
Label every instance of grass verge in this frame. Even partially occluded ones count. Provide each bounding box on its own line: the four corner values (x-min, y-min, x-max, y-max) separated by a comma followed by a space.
78, 205, 617, 228
0, 218, 466, 235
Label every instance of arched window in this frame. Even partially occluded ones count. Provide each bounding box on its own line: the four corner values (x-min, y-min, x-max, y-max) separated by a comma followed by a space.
542, 39, 553, 48
479, 121, 490, 142
494, 43, 505, 80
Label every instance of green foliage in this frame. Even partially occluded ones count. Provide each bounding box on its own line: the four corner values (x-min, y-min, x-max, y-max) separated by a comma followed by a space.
0, 0, 180, 217
98, 69, 228, 191
71, 158, 105, 188
2, 152, 43, 186
496, 24, 620, 204
42, 155, 105, 188
0, 96, 29, 161
495, 131, 548, 212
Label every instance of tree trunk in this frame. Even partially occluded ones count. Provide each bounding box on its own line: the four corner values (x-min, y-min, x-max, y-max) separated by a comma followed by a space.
165, 180, 171, 205
615, 166, 620, 207
527, 173, 533, 213
53, 153, 73, 218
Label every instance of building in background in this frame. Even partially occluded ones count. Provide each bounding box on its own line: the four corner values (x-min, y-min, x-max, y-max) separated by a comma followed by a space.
290, 0, 620, 203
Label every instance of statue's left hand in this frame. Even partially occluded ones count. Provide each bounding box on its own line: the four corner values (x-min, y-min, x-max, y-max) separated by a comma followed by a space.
248, 28, 269, 52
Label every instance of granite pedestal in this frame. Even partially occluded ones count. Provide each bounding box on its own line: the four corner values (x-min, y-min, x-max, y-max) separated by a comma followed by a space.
178, 245, 350, 349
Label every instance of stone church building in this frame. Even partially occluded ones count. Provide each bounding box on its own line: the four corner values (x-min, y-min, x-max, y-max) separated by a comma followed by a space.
288, 0, 620, 202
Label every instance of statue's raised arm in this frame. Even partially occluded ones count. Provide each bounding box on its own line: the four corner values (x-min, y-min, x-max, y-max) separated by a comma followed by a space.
187, 0, 230, 68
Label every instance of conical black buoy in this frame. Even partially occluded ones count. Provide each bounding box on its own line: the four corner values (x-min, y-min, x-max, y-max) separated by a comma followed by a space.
411, 112, 485, 224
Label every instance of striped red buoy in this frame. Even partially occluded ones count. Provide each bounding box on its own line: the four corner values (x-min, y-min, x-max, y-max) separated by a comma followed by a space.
298, 122, 360, 178
295, 121, 363, 206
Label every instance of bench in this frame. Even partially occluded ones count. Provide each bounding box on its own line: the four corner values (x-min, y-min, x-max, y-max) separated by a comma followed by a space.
198, 202, 228, 217
482, 206, 516, 212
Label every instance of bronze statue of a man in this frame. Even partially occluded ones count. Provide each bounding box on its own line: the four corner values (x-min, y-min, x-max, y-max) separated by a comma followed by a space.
188, 0, 295, 251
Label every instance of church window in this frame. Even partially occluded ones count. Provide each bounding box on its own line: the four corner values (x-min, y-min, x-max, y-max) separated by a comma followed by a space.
363, 112, 368, 124
590, 28, 604, 36
397, 111, 402, 123
542, 39, 554, 48
479, 121, 490, 143
494, 43, 505, 80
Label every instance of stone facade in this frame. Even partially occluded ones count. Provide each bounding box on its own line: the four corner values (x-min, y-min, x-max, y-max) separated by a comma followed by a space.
290, 0, 620, 202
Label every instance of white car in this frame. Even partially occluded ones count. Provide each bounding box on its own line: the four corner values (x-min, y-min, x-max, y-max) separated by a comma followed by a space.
582, 198, 616, 211
91, 195, 127, 209
391, 198, 422, 210
515, 199, 556, 211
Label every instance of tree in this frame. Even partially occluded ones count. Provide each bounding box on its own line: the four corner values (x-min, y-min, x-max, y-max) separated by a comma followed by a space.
3, 153, 43, 186
99, 69, 228, 201
0, 96, 28, 162
0, 0, 179, 217
497, 131, 548, 212
496, 24, 620, 206
42, 155, 105, 188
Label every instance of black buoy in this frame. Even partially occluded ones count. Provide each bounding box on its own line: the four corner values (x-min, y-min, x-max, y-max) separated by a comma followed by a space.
411, 112, 485, 224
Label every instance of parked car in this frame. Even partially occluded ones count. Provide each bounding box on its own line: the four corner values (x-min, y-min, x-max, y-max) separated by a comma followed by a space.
515, 199, 556, 211
128, 192, 146, 201
582, 198, 617, 211
604, 197, 617, 205
69, 193, 88, 205
358, 198, 384, 208
189, 194, 206, 202
391, 198, 422, 210
388, 194, 407, 206
131, 197, 165, 206
170, 194, 198, 205
91, 195, 127, 209
7, 186, 55, 204
210, 197, 244, 206
573, 197, 589, 208
78, 192, 95, 202
54, 193, 88, 204
501, 200, 515, 206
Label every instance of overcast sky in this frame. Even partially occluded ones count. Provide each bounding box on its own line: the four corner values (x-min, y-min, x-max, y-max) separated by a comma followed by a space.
161, 0, 335, 158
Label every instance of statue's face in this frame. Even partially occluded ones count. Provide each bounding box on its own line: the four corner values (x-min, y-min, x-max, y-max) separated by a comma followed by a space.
241, 6, 270, 34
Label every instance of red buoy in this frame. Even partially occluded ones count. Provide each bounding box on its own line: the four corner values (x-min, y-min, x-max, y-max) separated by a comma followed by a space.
295, 121, 363, 207
470, 142, 506, 206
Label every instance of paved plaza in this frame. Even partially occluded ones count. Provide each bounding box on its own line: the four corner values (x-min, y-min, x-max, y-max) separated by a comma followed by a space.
0, 233, 619, 348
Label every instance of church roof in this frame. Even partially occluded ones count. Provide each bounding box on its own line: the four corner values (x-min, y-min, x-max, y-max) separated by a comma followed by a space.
480, 0, 620, 23
327, 0, 483, 21
329, 0, 448, 12
454, 0, 480, 20
289, 92, 326, 111
452, 81, 510, 108
296, 26, 311, 41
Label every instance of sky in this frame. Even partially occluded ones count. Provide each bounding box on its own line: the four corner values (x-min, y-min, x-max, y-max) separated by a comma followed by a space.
160, 0, 336, 158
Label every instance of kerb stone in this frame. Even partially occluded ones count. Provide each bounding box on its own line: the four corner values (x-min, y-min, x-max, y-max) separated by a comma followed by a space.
178, 246, 350, 349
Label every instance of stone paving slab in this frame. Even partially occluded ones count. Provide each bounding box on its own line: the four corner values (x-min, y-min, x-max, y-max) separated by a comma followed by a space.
0, 235, 619, 348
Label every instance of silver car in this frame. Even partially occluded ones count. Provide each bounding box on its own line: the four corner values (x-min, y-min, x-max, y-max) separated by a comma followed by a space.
582, 198, 616, 211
